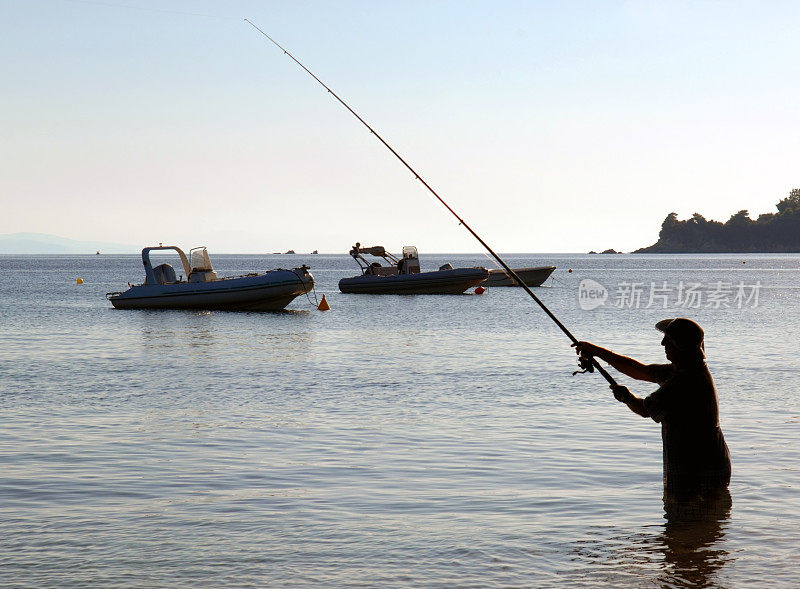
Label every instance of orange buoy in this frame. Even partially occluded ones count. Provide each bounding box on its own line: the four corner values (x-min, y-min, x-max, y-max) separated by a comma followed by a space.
76, 277, 84, 284
317, 294, 331, 311
568, 269, 573, 273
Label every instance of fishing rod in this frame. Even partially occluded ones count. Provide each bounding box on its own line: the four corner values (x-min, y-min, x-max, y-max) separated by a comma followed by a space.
245, 20, 617, 386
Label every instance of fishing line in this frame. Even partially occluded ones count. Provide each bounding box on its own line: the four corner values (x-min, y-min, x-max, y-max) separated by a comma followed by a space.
245, 20, 617, 385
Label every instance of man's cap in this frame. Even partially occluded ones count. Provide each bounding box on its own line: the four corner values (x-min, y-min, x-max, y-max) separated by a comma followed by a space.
655, 317, 705, 354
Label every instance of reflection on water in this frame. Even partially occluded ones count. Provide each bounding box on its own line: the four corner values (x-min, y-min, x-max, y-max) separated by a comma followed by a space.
137, 312, 219, 356
565, 490, 734, 585
658, 490, 733, 587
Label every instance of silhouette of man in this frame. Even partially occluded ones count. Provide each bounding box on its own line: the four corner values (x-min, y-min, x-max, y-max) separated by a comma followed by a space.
574, 318, 731, 508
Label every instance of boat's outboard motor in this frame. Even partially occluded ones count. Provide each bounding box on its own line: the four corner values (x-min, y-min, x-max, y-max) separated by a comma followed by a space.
152, 263, 177, 285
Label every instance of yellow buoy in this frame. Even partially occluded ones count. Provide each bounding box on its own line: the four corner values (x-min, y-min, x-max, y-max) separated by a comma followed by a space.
76, 277, 84, 284
317, 294, 331, 311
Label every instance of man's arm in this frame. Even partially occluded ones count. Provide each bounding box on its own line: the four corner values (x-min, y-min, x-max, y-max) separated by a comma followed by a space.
572, 342, 663, 383
611, 385, 649, 417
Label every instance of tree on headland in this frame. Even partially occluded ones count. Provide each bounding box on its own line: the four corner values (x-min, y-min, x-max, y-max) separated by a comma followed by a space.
636, 189, 800, 253
776, 189, 800, 214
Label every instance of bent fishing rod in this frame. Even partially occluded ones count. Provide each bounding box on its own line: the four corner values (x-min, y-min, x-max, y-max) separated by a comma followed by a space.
245, 20, 617, 386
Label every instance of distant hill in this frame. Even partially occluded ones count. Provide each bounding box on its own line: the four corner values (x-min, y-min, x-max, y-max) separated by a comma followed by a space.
636, 189, 800, 253
0, 233, 137, 254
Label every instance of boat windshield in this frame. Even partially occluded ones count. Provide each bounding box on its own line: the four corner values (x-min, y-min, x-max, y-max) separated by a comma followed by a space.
189, 247, 214, 272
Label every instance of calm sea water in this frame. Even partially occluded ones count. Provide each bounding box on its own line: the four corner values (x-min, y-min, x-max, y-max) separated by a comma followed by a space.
1, 252, 798, 587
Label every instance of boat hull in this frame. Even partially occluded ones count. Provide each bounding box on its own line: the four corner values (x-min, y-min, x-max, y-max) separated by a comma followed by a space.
108, 269, 314, 311
339, 267, 489, 294
483, 266, 555, 287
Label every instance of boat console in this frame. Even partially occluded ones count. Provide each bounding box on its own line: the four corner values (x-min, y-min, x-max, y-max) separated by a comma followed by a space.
188, 247, 219, 282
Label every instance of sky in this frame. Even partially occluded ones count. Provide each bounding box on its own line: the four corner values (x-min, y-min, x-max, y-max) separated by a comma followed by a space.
2, 0, 798, 253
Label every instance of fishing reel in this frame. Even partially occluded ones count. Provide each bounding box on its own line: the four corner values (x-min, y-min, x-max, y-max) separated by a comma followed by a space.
572, 352, 595, 376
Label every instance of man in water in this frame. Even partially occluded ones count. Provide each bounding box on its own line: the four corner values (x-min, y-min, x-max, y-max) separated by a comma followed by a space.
574, 318, 731, 511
